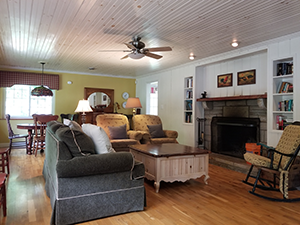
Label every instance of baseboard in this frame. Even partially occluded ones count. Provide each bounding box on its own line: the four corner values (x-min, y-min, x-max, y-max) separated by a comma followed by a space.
0, 143, 9, 148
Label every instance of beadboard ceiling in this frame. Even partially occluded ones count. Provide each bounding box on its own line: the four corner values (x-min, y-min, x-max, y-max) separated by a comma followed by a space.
1, 0, 300, 78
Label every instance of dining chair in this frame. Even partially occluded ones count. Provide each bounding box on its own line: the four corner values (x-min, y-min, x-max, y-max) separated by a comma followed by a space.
32, 114, 59, 156
0, 173, 7, 217
5, 114, 29, 154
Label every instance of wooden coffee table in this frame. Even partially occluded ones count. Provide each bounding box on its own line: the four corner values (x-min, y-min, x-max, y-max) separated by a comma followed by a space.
129, 143, 210, 193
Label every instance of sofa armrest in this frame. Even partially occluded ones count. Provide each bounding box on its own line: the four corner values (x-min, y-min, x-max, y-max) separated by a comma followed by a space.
57, 152, 134, 178
140, 131, 151, 144
164, 130, 178, 138
127, 130, 143, 141
131, 161, 145, 180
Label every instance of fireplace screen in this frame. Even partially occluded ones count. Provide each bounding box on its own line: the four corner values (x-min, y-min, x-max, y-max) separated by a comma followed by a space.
211, 117, 260, 159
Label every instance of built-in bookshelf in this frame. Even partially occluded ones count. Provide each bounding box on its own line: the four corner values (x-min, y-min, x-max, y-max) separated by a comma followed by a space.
184, 76, 193, 123
272, 57, 294, 131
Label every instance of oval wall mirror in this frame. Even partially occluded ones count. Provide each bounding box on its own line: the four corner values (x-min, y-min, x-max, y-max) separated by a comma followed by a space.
88, 92, 111, 109
84, 87, 114, 113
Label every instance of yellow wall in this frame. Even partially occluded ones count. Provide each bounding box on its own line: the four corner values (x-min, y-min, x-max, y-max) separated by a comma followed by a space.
0, 69, 136, 145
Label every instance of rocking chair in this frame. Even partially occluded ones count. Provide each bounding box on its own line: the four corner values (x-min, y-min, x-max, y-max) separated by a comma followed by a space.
243, 124, 300, 202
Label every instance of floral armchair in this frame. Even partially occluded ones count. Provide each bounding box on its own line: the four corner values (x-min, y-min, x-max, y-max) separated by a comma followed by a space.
96, 114, 143, 152
132, 114, 178, 144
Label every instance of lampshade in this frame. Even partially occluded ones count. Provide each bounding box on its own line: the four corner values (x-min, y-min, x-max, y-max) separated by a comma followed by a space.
31, 62, 53, 97
75, 100, 93, 113
31, 85, 53, 96
125, 97, 142, 109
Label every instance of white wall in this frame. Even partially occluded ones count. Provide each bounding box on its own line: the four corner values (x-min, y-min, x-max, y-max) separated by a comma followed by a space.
136, 64, 196, 146
136, 32, 300, 147
196, 51, 267, 98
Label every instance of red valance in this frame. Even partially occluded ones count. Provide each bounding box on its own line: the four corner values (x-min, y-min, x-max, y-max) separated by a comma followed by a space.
0, 71, 59, 90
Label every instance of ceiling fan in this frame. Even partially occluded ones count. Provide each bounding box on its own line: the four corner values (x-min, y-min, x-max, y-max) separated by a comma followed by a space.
99, 36, 172, 60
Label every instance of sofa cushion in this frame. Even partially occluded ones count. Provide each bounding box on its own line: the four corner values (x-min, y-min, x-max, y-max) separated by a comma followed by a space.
147, 124, 166, 138
56, 152, 134, 178
133, 114, 162, 131
108, 124, 128, 139
150, 138, 178, 144
111, 139, 139, 148
82, 123, 115, 154
56, 126, 95, 157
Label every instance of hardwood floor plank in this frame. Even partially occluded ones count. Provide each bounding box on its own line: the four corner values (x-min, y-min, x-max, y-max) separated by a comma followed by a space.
3, 149, 300, 224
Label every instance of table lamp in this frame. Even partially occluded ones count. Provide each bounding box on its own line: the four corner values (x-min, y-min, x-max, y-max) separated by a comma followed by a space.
75, 99, 93, 124
125, 97, 142, 114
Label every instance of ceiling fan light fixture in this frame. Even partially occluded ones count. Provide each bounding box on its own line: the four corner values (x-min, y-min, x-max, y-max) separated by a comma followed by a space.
189, 54, 195, 60
231, 41, 239, 47
128, 52, 145, 60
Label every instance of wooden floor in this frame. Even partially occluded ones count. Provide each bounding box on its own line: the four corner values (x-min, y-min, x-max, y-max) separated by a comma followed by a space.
2, 148, 300, 225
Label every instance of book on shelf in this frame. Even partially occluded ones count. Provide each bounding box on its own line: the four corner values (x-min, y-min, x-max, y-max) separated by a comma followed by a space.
277, 82, 293, 93
186, 90, 193, 99
278, 99, 293, 111
287, 84, 293, 93
185, 112, 192, 123
185, 100, 193, 110
277, 62, 293, 76
186, 78, 193, 88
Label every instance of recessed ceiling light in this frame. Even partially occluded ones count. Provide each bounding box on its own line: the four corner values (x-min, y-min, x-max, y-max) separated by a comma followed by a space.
231, 41, 239, 47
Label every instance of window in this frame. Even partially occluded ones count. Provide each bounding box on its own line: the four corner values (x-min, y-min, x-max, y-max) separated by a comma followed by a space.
147, 81, 158, 115
5, 85, 54, 118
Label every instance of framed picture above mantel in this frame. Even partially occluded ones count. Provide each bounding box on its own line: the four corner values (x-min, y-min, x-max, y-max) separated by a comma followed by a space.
217, 73, 232, 88
237, 69, 256, 86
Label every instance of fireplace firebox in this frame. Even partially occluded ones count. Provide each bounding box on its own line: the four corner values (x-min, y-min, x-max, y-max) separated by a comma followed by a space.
211, 117, 260, 159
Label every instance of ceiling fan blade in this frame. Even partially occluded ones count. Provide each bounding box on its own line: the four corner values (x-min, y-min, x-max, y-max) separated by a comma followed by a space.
98, 50, 131, 52
146, 46, 172, 52
124, 43, 136, 50
145, 52, 162, 59
121, 54, 129, 60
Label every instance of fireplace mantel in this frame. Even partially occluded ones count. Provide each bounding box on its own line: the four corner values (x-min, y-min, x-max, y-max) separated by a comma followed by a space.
196, 94, 267, 109
196, 94, 267, 102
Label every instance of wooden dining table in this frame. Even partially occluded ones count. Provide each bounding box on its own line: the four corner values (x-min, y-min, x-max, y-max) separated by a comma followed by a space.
17, 123, 42, 155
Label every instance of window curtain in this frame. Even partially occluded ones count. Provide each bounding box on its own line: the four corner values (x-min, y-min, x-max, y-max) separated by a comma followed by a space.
0, 71, 59, 90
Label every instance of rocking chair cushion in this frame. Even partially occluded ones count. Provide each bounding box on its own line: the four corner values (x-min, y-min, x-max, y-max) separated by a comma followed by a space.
244, 152, 279, 170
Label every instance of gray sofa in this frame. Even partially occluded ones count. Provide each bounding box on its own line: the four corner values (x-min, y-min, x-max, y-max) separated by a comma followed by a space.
43, 121, 145, 225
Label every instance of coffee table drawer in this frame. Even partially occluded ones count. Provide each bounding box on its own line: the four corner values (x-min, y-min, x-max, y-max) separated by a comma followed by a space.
131, 150, 155, 176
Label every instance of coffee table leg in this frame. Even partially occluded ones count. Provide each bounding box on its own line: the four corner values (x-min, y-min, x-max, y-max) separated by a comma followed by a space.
154, 181, 160, 193
204, 175, 210, 184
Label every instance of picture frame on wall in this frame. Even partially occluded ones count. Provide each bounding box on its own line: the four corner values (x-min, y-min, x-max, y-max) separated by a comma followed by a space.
237, 69, 256, 86
217, 73, 233, 88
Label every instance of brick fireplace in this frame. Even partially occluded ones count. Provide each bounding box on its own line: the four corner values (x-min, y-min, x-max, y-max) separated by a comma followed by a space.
199, 97, 267, 157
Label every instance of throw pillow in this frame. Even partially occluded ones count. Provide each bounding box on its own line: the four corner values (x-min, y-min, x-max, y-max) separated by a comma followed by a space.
63, 118, 71, 126
47, 121, 66, 133
69, 120, 82, 131
147, 124, 166, 138
56, 126, 95, 157
108, 124, 128, 139
82, 123, 115, 154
